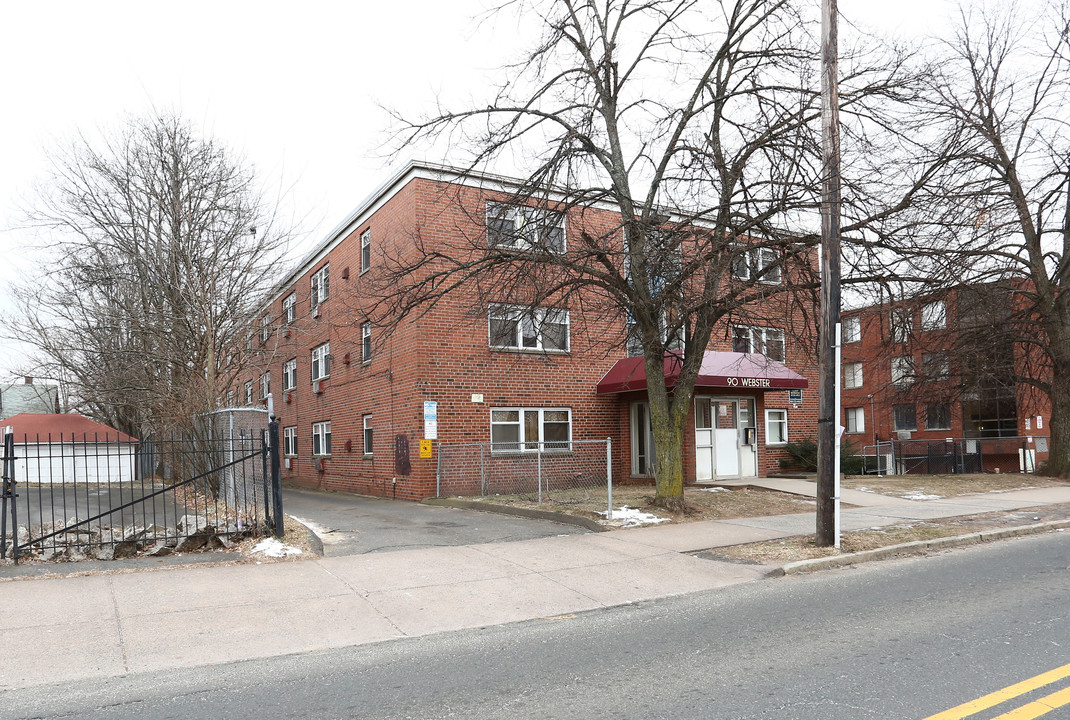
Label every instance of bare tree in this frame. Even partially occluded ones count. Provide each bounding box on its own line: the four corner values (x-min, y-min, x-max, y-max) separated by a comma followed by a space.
902, 2, 1070, 474
10, 113, 289, 437
380, 0, 928, 510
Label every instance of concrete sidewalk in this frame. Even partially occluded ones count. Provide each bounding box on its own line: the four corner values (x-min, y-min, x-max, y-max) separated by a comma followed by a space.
3, 482, 1070, 692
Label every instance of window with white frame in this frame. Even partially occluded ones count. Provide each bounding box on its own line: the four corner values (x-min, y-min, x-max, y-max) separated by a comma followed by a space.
244, 380, 253, 405
846, 407, 865, 434
226, 390, 235, 407
490, 408, 571, 452
486, 203, 565, 252
283, 292, 297, 323
891, 356, 914, 389
765, 409, 788, 445
893, 404, 917, 431
259, 371, 270, 400
926, 402, 951, 430
284, 426, 297, 456
362, 322, 372, 362
260, 314, 271, 343
844, 362, 864, 389
625, 312, 684, 357
360, 229, 371, 273
921, 300, 946, 331
731, 247, 782, 284
922, 352, 950, 380
311, 342, 330, 381
891, 308, 912, 343
843, 315, 861, 343
311, 264, 329, 307
363, 414, 373, 455
312, 421, 332, 456
283, 358, 297, 391
732, 325, 786, 362
489, 305, 569, 352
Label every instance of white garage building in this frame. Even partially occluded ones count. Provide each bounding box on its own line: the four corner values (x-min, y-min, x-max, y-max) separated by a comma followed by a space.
4, 413, 137, 485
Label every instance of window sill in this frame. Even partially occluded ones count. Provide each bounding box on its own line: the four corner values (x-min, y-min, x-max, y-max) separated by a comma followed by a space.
490, 449, 574, 457
489, 347, 570, 356
312, 454, 332, 459
765, 442, 788, 448
362, 453, 373, 459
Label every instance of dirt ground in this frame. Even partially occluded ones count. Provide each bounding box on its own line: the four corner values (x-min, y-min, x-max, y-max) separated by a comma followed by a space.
469, 473, 1070, 563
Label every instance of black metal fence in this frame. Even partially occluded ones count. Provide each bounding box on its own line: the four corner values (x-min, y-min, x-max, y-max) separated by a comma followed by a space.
858, 436, 1043, 476
1, 415, 284, 564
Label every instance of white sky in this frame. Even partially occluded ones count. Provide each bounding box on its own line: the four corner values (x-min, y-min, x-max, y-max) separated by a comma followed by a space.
0, 0, 974, 380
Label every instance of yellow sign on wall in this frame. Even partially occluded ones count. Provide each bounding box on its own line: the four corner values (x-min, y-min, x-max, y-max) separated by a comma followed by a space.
419, 439, 433, 458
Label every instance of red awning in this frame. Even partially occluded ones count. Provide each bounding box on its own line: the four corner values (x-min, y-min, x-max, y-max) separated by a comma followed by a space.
596, 351, 809, 395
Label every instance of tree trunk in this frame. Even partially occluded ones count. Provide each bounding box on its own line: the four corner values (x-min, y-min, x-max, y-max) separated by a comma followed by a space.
1044, 346, 1070, 477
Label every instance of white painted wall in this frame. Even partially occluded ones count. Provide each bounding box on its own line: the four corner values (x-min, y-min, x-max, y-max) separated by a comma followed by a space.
13, 442, 136, 484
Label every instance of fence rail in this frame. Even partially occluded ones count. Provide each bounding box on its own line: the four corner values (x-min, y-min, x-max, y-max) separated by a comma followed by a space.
436, 439, 614, 520
2, 413, 284, 564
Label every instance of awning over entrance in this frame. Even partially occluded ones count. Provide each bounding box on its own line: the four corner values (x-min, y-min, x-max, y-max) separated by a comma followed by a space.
596, 351, 809, 395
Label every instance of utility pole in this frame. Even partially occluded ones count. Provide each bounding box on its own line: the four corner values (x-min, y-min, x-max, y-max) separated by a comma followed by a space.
817, 0, 841, 546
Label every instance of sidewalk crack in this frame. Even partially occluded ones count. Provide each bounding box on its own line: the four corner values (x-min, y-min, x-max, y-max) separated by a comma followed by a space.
106, 576, 130, 673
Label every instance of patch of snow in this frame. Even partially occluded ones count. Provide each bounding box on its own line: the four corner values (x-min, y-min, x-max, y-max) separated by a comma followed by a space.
694, 487, 730, 493
251, 538, 302, 558
598, 506, 670, 528
856, 487, 876, 493
901, 492, 942, 501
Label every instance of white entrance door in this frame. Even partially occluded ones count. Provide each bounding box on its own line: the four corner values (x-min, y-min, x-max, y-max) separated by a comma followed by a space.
696, 398, 741, 480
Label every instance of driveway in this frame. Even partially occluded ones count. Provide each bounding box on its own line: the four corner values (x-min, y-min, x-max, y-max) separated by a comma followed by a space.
281, 487, 589, 556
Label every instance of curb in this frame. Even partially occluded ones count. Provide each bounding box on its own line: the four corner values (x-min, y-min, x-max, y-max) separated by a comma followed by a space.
421, 498, 607, 532
779, 519, 1070, 575
286, 515, 325, 556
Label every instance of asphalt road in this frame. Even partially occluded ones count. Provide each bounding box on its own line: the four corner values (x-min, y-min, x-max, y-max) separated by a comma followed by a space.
6, 531, 1069, 719
281, 486, 589, 554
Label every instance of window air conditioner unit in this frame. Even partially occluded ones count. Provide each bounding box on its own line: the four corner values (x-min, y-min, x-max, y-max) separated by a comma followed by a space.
313, 379, 322, 394
283, 328, 291, 339
285, 392, 292, 404
897, 430, 912, 440
284, 458, 292, 469
312, 305, 321, 318
318, 458, 326, 472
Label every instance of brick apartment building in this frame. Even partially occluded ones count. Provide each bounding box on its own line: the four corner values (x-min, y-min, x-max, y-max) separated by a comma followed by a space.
234, 162, 821, 500
840, 283, 1051, 472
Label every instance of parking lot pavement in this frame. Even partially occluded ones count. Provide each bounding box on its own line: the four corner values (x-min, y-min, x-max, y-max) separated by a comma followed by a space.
281, 487, 590, 556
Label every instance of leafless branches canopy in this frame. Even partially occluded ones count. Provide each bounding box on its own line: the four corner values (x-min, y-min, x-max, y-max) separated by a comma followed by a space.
12, 113, 288, 436
382, 0, 924, 506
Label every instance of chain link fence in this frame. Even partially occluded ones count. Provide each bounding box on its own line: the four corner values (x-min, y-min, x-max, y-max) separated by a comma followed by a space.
435, 439, 614, 519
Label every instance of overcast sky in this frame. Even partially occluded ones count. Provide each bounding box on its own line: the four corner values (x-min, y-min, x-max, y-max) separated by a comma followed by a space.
0, 0, 983, 380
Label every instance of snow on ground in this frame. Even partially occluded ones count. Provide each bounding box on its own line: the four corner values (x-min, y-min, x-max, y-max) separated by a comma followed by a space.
856, 487, 877, 493
289, 515, 342, 545
598, 506, 670, 528
901, 492, 942, 501
251, 537, 303, 557
694, 487, 730, 493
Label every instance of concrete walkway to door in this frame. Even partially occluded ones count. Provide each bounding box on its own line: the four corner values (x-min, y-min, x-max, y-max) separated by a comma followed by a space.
281, 487, 589, 556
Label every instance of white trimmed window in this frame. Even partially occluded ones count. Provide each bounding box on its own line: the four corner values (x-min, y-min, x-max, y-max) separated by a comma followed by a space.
363, 414, 373, 455
283, 358, 297, 391
311, 264, 329, 307
891, 356, 914, 389
312, 421, 332, 456
490, 408, 571, 452
489, 305, 569, 352
846, 407, 865, 434
486, 203, 565, 252
259, 372, 270, 400
361, 229, 371, 273
244, 381, 253, 405
844, 362, 864, 389
923, 352, 950, 380
226, 390, 235, 407
894, 404, 917, 431
284, 426, 297, 456
732, 247, 782, 284
283, 292, 297, 323
732, 325, 786, 362
260, 314, 271, 343
765, 409, 788, 445
843, 316, 861, 343
311, 342, 330, 381
921, 300, 946, 331
891, 308, 912, 343
362, 322, 372, 362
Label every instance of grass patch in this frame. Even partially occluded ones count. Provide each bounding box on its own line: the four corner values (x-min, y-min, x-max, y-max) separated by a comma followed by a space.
842, 473, 1066, 498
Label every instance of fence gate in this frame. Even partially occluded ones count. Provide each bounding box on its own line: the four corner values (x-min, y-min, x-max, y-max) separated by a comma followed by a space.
1, 417, 285, 565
